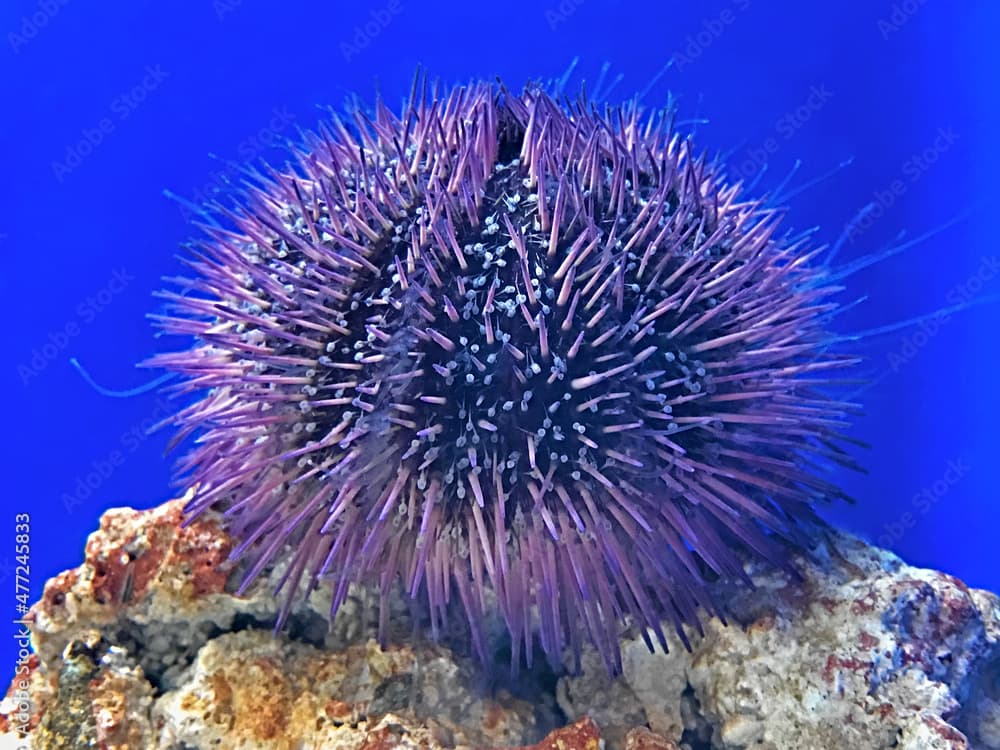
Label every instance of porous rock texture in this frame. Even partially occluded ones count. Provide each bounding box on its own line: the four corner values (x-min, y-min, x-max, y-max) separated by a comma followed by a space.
1, 496, 997, 750
559, 535, 1000, 750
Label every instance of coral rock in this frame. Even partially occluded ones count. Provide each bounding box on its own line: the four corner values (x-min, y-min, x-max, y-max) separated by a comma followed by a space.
1, 499, 552, 750
516, 717, 602, 750
559, 534, 1000, 750
3, 499, 999, 749
152, 630, 541, 749
624, 727, 681, 750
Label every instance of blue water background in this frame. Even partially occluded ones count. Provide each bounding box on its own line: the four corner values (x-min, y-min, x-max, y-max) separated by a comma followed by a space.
3, 1, 998, 676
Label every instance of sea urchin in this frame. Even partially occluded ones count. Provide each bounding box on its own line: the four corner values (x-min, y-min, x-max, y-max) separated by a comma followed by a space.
151, 74, 859, 674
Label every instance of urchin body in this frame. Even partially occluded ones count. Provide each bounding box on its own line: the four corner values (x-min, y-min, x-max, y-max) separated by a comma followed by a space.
153, 78, 855, 673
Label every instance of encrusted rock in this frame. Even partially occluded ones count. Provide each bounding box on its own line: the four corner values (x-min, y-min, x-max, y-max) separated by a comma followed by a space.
3, 497, 999, 749
0, 498, 555, 750
153, 630, 541, 749
559, 533, 1000, 750
624, 726, 681, 750
22, 495, 422, 697
27, 496, 242, 678
16, 630, 155, 750
517, 716, 602, 750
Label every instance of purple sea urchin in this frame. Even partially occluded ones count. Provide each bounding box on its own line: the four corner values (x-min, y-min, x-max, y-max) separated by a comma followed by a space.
151, 75, 859, 673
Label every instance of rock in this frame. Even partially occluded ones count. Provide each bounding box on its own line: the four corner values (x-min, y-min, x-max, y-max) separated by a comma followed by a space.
624, 726, 682, 750
558, 533, 1000, 750
20, 495, 431, 694
517, 716, 602, 750
3, 496, 998, 749
557, 646, 651, 749
0, 496, 557, 750
152, 630, 540, 749
28, 630, 156, 750
25, 496, 244, 684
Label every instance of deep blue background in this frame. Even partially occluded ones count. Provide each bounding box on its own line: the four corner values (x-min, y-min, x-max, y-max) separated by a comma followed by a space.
4, 1, 998, 678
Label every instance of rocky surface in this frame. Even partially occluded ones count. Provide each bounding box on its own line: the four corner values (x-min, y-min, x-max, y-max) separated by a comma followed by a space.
2, 496, 998, 749
559, 534, 1000, 750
